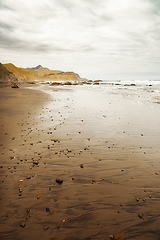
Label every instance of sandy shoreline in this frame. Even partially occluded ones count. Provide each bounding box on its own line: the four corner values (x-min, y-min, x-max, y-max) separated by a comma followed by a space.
0, 84, 160, 240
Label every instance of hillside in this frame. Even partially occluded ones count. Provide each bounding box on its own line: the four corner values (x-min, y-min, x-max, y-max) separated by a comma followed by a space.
27, 65, 80, 81
44, 71, 79, 81
4, 63, 40, 81
27, 65, 63, 77
0, 63, 18, 86
1, 63, 86, 83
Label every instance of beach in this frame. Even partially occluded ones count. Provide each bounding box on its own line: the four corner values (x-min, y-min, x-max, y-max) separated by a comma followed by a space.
0, 82, 160, 240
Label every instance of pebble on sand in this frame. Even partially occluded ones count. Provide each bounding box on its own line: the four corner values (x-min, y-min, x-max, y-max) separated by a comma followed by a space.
110, 233, 121, 239
80, 164, 84, 168
56, 179, 63, 184
20, 222, 26, 228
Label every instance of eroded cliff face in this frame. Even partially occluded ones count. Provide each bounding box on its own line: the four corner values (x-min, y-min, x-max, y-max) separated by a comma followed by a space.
0, 63, 18, 86
3, 63, 40, 81
2, 63, 81, 82
27, 65, 80, 81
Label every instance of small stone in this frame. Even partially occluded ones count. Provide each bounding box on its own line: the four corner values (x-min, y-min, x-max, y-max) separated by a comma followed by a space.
44, 226, 49, 230
72, 177, 75, 180
33, 161, 38, 165
26, 209, 30, 213
20, 222, 26, 228
114, 233, 121, 239
80, 164, 84, 168
138, 214, 144, 219
46, 208, 50, 212
19, 188, 23, 193
26, 216, 30, 220
37, 196, 40, 199
49, 210, 54, 214
56, 179, 63, 184
26, 177, 31, 179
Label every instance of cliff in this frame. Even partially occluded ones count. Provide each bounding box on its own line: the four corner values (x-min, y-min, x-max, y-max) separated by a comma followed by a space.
0, 63, 18, 86
4, 63, 40, 81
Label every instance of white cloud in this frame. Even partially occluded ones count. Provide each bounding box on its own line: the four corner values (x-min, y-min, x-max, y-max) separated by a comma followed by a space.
0, 0, 160, 80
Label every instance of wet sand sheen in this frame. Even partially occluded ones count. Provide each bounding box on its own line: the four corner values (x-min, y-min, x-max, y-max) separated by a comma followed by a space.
0, 84, 160, 240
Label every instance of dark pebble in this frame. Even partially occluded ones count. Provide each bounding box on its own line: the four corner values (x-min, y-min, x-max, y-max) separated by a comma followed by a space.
26, 209, 30, 214
33, 161, 39, 165
80, 164, 84, 168
20, 222, 26, 228
46, 208, 50, 212
56, 179, 63, 184
26, 177, 31, 179
138, 214, 144, 219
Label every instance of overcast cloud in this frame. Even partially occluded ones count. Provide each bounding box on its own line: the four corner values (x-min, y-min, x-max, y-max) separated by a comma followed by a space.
0, 0, 160, 80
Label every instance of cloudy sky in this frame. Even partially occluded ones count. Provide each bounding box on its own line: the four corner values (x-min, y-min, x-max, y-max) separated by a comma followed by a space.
0, 0, 160, 80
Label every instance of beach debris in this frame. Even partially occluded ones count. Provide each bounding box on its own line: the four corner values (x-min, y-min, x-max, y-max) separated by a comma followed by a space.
20, 222, 26, 228
19, 179, 23, 182
37, 195, 40, 199
136, 198, 140, 202
110, 233, 121, 239
131, 177, 134, 179
80, 164, 84, 168
19, 188, 23, 193
26, 216, 30, 220
72, 177, 75, 180
56, 179, 63, 184
46, 208, 50, 212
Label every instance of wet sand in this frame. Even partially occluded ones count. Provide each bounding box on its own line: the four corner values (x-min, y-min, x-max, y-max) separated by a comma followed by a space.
0, 84, 160, 240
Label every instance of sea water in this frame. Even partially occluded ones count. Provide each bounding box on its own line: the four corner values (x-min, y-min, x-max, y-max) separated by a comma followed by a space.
100, 80, 160, 106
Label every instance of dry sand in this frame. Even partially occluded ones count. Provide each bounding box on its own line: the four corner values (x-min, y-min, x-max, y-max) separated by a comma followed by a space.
0, 84, 160, 240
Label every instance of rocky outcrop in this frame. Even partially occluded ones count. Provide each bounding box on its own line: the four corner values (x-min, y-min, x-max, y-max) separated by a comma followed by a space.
0, 63, 18, 87
4, 63, 40, 82
27, 65, 80, 81
1, 63, 102, 85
